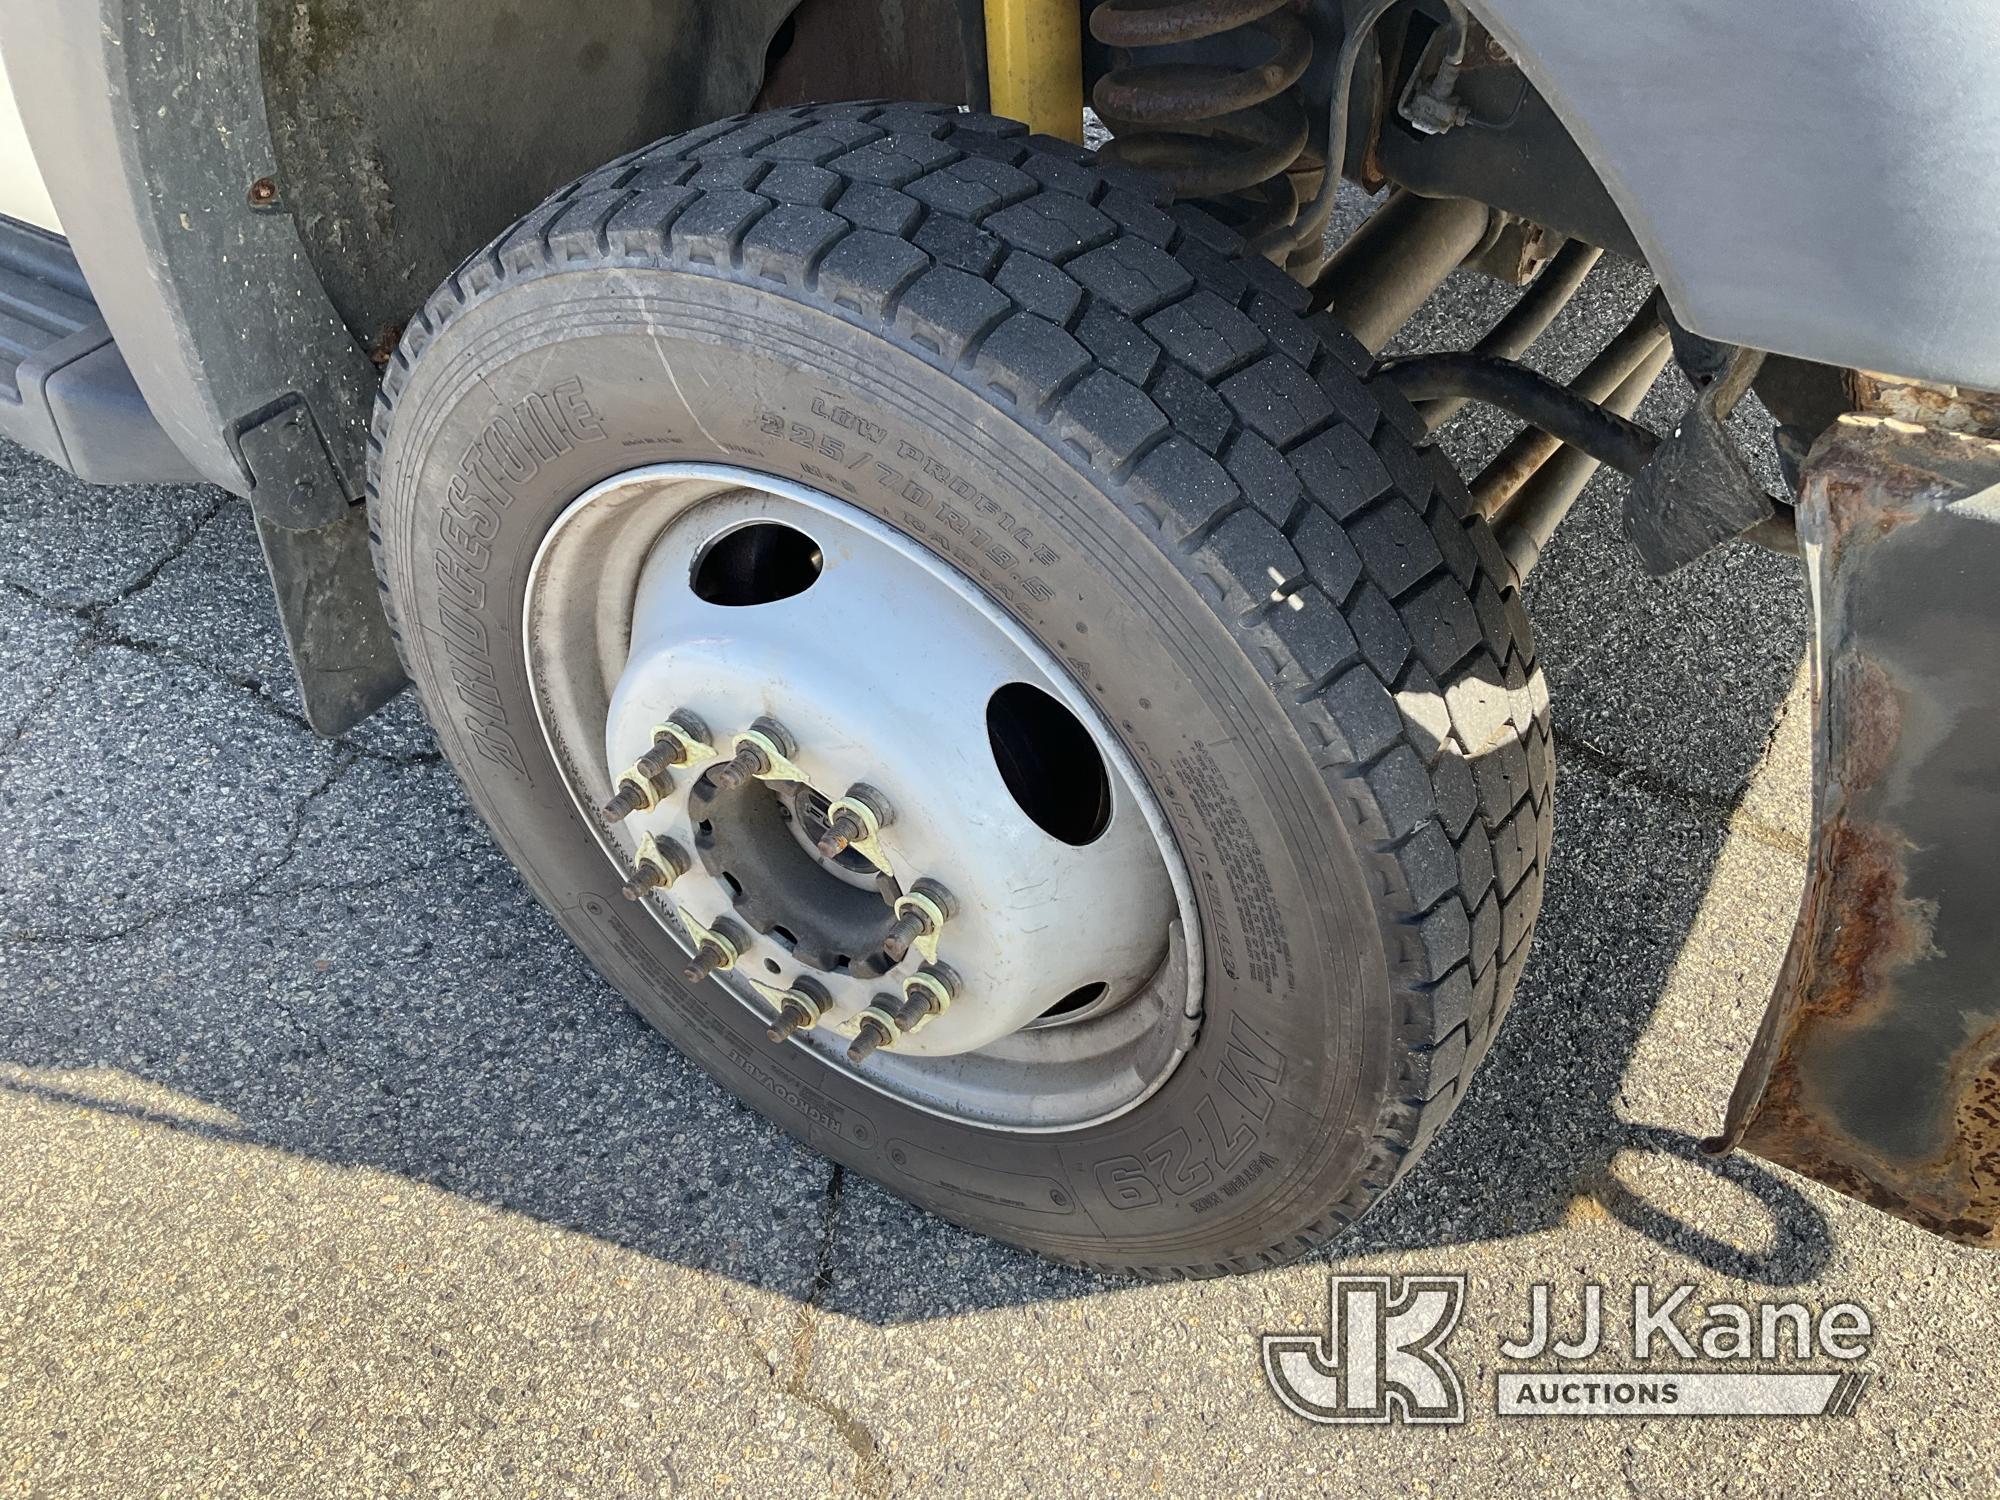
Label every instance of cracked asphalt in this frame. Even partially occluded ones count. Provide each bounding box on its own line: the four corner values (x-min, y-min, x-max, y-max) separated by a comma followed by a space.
6, 250, 2000, 1499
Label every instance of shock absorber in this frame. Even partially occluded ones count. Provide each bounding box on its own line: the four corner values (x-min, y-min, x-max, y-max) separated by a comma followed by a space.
1088, 0, 1315, 248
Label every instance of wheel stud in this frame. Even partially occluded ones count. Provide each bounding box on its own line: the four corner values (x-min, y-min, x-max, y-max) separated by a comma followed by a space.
676, 915, 743, 985
634, 712, 713, 782
894, 965, 957, 1034
882, 881, 952, 963
621, 834, 691, 899
815, 805, 868, 859
707, 721, 805, 791
705, 741, 768, 791
684, 937, 732, 983
846, 998, 903, 1063
599, 766, 669, 823
765, 978, 831, 1043
880, 908, 926, 960
816, 786, 892, 869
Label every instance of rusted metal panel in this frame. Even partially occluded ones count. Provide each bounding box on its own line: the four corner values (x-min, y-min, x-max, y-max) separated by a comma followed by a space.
1713, 413, 2000, 1243
1848, 372, 2000, 440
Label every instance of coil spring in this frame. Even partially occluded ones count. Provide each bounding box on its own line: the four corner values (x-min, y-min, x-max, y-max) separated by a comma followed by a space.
1088, 0, 1315, 243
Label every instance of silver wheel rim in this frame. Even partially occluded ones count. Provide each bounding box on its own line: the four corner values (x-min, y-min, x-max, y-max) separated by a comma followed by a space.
523, 463, 1202, 1133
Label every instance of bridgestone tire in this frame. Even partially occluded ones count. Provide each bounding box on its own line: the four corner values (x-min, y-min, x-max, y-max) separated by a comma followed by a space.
368, 103, 1554, 1278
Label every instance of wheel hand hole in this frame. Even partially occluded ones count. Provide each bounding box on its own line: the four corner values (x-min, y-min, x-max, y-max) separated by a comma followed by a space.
1042, 981, 1107, 1019
986, 682, 1111, 845
690, 521, 822, 605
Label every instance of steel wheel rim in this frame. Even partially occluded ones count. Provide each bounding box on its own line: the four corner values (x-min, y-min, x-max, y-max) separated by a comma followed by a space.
523, 462, 1203, 1133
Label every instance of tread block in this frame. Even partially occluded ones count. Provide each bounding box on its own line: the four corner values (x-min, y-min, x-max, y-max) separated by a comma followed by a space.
827, 135, 959, 187
1348, 582, 1413, 681
688, 158, 771, 191
1143, 289, 1266, 383
757, 124, 885, 164
1068, 240, 1195, 318
973, 314, 1092, 410
1312, 355, 1384, 438
667, 189, 771, 267
1419, 966, 1473, 1041
759, 162, 842, 208
604, 186, 699, 257
893, 265, 1012, 362
1053, 369, 1169, 471
816, 230, 929, 318
1425, 497, 1482, 589
1469, 889, 1502, 969
1263, 585, 1356, 688
1350, 499, 1446, 599
986, 194, 1117, 263
1100, 187, 1179, 248
1455, 826, 1496, 907
1221, 429, 1303, 528
995, 254, 1084, 325
742, 206, 850, 287
1126, 435, 1240, 539
1322, 665, 1403, 762
1020, 146, 1101, 200
915, 214, 1005, 276
1218, 356, 1335, 449
1412, 888, 1472, 977
908, 157, 1036, 219
1151, 365, 1234, 455
1401, 574, 1484, 677
1075, 303, 1162, 386
1198, 508, 1306, 605
1292, 423, 1394, 519
834, 182, 922, 237
1430, 751, 1479, 840
1288, 506, 1365, 603
1173, 237, 1252, 306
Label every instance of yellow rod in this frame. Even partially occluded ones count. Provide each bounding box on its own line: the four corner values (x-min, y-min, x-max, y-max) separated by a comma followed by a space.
984, 0, 1085, 143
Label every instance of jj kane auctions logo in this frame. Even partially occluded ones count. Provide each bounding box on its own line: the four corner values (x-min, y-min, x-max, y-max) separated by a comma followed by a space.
1263, 1276, 1873, 1422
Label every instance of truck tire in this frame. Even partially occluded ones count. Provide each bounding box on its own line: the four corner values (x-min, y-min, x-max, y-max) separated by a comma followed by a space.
368, 102, 1553, 1278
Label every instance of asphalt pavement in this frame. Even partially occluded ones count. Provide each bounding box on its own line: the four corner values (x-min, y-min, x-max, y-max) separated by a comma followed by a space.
5, 248, 1997, 1499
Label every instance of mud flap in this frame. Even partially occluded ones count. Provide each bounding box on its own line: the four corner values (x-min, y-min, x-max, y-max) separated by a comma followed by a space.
239, 396, 406, 736
1711, 413, 2000, 1243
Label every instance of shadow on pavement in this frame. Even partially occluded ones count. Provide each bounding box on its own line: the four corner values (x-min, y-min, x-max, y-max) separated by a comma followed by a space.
0, 360, 1828, 1322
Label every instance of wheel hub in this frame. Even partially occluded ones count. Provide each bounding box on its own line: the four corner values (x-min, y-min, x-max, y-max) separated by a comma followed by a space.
523, 463, 1202, 1131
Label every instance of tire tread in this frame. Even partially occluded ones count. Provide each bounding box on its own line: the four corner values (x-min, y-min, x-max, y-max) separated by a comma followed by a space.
367, 104, 1555, 1281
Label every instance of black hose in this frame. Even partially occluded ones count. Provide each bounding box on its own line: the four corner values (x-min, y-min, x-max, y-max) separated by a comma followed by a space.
1375, 352, 1664, 476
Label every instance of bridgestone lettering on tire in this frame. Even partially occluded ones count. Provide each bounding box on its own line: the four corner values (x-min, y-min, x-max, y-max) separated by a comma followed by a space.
367, 102, 1554, 1278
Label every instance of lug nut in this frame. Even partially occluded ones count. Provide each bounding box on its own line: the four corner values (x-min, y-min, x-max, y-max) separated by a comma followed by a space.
846, 999, 903, 1063
766, 978, 831, 1043
705, 741, 769, 791
621, 835, 691, 899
